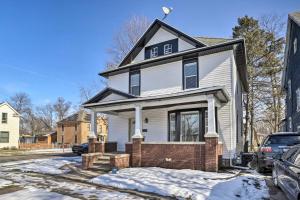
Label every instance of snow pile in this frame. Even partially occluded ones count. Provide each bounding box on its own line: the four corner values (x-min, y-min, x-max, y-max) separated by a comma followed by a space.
91, 167, 269, 200
0, 178, 13, 188
0, 157, 81, 175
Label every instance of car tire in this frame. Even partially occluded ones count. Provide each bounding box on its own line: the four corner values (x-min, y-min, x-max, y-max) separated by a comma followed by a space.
272, 170, 279, 187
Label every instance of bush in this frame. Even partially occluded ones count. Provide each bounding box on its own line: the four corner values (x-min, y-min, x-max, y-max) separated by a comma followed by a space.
1, 147, 9, 150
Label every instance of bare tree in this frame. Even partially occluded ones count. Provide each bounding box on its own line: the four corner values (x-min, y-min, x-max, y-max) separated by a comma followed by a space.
9, 92, 32, 134
36, 103, 55, 130
106, 15, 151, 68
53, 97, 72, 121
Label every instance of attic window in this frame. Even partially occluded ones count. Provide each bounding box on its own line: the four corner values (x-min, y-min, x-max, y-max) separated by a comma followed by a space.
294, 38, 298, 54
150, 47, 158, 58
164, 44, 172, 54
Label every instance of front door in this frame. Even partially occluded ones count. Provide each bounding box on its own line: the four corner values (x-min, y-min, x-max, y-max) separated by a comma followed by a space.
180, 111, 200, 141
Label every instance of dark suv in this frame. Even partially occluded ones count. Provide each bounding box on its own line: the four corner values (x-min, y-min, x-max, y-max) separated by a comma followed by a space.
256, 132, 300, 172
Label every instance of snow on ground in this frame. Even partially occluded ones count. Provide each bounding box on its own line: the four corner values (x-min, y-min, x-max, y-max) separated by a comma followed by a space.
0, 157, 143, 200
25, 148, 72, 154
0, 178, 13, 188
0, 188, 77, 200
0, 156, 81, 175
91, 167, 269, 200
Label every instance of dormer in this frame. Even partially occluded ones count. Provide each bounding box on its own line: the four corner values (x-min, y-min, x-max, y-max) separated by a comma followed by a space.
118, 19, 206, 67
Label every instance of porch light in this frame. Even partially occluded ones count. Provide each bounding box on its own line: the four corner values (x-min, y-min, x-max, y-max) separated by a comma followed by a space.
144, 118, 149, 123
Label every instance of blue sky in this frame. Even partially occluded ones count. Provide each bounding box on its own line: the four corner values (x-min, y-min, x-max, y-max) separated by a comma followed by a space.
0, 0, 298, 106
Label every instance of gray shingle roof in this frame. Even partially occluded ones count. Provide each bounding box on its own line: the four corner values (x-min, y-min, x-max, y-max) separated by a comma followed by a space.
57, 110, 91, 124
289, 12, 300, 26
193, 37, 235, 46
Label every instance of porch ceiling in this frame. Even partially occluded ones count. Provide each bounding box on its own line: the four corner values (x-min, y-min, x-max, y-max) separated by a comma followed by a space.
83, 86, 229, 112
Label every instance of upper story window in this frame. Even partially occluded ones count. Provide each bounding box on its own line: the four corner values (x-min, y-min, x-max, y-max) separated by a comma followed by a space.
297, 88, 300, 112
129, 70, 140, 96
164, 44, 172, 55
294, 38, 298, 54
150, 47, 158, 58
75, 123, 77, 131
288, 79, 292, 99
62, 124, 64, 132
183, 59, 198, 90
1, 113, 7, 124
144, 39, 178, 60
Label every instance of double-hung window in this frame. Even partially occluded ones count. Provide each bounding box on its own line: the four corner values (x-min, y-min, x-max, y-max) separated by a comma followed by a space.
164, 44, 172, 55
129, 70, 140, 96
0, 132, 9, 143
297, 88, 300, 112
150, 47, 158, 58
183, 59, 198, 89
1, 113, 7, 124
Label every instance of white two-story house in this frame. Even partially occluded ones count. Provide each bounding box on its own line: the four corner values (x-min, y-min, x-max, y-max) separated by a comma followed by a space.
83, 19, 247, 166
0, 102, 20, 149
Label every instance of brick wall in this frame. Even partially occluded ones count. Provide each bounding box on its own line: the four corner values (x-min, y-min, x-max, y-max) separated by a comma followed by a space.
125, 141, 223, 171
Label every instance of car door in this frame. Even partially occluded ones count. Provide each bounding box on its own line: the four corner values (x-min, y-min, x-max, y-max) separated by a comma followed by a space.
278, 147, 298, 195
288, 148, 300, 200
281, 147, 299, 199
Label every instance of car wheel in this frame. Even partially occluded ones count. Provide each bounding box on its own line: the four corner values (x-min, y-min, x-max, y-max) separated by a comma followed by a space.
272, 170, 278, 187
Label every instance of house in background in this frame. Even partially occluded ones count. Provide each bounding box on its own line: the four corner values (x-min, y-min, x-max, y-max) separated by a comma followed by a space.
83, 19, 247, 170
0, 102, 20, 149
282, 12, 300, 132
56, 110, 107, 145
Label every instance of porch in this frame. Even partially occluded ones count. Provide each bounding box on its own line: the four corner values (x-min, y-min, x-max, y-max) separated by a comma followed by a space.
83, 86, 229, 171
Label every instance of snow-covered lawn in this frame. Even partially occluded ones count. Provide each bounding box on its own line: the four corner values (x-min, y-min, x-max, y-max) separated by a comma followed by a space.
0, 188, 77, 200
0, 156, 81, 174
25, 148, 72, 154
0, 157, 143, 200
91, 167, 269, 200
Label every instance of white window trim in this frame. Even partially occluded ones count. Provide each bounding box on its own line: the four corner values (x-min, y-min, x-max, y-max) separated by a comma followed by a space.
289, 117, 293, 131
164, 44, 172, 55
294, 38, 298, 54
288, 79, 292, 99
150, 47, 158, 58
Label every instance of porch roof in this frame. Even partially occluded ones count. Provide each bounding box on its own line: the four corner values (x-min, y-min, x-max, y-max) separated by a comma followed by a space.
82, 86, 230, 112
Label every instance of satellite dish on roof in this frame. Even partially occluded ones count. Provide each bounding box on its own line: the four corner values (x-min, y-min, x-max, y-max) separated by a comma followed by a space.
162, 6, 173, 20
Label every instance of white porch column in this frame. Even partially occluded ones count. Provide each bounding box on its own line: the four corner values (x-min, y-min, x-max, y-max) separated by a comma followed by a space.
132, 105, 143, 138
205, 95, 218, 137
89, 110, 97, 139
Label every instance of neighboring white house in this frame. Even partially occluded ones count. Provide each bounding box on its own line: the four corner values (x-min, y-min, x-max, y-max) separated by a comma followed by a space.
83, 19, 248, 165
0, 102, 20, 149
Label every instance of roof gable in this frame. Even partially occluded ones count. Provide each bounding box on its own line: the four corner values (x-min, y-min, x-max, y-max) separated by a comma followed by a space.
0, 102, 20, 116
83, 87, 136, 105
118, 19, 206, 67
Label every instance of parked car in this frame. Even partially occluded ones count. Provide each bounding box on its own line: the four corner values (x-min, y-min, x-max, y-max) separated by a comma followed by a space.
272, 145, 300, 200
72, 143, 88, 155
256, 132, 300, 172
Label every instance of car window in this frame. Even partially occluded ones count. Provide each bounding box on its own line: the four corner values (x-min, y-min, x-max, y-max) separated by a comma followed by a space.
264, 135, 300, 146
282, 147, 299, 162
